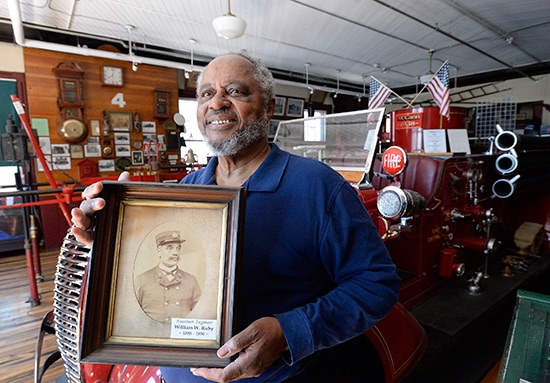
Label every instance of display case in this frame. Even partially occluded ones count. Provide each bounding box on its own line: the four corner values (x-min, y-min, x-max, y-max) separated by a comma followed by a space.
0, 195, 25, 253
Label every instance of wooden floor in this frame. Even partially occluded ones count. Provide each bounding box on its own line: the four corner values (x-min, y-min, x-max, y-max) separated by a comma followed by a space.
0, 249, 66, 383
0, 248, 502, 383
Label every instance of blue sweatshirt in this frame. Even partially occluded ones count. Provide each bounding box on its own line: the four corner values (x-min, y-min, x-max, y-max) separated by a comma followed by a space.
161, 144, 399, 382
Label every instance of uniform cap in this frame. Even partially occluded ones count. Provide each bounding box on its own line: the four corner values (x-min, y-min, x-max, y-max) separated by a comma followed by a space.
156, 231, 185, 246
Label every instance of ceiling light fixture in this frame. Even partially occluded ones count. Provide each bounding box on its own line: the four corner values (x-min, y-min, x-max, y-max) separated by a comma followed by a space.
304, 63, 314, 94
185, 38, 196, 79
420, 49, 435, 84
125, 25, 139, 71
334, 69, 341, 98
212, 0, 247, 39
358, 74, 367, 102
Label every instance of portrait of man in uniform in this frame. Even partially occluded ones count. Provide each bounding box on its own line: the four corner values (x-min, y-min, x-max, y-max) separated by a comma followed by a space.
134, 230, 202, 323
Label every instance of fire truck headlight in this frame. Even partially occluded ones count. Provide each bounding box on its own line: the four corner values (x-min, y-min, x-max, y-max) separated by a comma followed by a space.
377, 186, 426, 220
377, 186, 406, 219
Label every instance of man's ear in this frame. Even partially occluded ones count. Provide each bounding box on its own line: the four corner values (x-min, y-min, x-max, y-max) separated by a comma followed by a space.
267, 98, 276, 119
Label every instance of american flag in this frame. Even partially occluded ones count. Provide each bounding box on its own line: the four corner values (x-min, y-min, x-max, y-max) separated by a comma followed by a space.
426, 61, 450, 120
369, 76, 392, 109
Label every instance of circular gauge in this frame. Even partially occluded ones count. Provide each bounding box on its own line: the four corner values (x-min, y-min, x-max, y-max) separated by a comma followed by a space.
132, 140, 143, 149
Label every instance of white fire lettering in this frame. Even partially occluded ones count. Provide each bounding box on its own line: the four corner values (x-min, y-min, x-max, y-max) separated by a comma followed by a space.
383, 153, 402, 169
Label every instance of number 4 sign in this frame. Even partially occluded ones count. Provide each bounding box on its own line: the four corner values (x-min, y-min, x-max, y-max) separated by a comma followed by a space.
111, 92, 126, 108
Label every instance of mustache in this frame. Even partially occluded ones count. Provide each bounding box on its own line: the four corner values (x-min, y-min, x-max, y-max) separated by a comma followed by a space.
207, 108, 234, 118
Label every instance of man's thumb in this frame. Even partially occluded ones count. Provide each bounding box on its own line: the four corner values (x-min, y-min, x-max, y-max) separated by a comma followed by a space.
118, 171, 131, 182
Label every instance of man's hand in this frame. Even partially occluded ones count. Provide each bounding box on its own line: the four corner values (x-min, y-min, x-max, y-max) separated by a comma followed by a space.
70, 171, 130, 246
190, 317, 288, 383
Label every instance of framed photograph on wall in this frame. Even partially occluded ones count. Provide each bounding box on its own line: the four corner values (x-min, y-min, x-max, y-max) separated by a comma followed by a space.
273, 96, 286, 117
90, 119, 101, 136
80, 182, 246, 368
114, 132, 131, 145
39, 137, 51, 155
98, 159, 115, 172
51, 144, 70, 156
142, 121, 157, 133
286, 98, 304, 118
70, 144, 84, 159
131, 150, 144, 165
115, 144, 131, 157
109, 112, 133, 132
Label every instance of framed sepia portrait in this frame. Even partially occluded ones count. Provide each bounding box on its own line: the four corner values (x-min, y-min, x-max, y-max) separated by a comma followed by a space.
70, 144, 84, 159
81, 182, 246, 367
90, 119, 101, 136
109, 112, 133, 132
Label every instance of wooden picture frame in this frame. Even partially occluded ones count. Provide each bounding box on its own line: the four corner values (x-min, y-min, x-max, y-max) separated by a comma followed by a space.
90, 119, 101, 136
131, 150, 144, 165
286, 98, 304, 118
98, 159, 115, 172
70, 144, 84, 159
153, 90, 170, 119
109, 112, 133, 132
273, 96, 286, 117
81, 182, 246, 368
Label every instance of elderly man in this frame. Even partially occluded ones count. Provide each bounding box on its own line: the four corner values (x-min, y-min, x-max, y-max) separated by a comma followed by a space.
72, 52, 399, 383
134, 230, 201, 323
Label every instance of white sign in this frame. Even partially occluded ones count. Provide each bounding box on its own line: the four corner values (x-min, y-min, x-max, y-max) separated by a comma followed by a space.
447, 129, 471, 154
423, 129, 447, 153
171, 318, 217, 340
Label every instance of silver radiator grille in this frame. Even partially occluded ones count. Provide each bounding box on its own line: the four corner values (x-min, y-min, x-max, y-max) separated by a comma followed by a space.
53, 230, 90, 383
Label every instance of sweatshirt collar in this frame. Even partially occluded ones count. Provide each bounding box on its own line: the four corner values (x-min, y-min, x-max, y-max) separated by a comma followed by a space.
202, 144, 289, 192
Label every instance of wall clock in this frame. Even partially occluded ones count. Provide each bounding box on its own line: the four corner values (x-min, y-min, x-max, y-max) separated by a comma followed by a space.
102, 65, 124, 86
153, 89, 170, 119
53, 61, 88, 144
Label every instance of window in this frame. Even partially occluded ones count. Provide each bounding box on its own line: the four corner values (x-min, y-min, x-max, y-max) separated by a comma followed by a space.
0, 166, 17, 191
178, 99, 209, 164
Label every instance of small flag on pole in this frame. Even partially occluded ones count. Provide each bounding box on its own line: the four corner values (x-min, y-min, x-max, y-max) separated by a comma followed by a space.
369, 76, 392, 109
426, 61, 450, 120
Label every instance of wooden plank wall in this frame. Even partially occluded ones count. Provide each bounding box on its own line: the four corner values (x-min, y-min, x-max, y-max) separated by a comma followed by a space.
23, 47, 180, 185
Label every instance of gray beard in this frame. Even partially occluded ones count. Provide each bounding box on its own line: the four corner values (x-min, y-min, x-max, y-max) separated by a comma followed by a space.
204, 114, 270, 157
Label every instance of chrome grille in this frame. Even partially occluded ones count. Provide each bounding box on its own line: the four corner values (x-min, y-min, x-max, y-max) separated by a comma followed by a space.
53, 230, 90, 383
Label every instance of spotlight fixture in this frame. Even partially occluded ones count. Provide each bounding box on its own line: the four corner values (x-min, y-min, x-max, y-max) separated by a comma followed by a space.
212, 0, 247, 39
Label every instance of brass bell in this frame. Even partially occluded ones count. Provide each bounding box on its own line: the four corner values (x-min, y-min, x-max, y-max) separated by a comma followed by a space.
184, 148, 197, 165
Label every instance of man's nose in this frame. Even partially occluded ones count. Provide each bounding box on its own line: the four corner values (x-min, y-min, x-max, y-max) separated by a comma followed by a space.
210, 91, 231, 109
